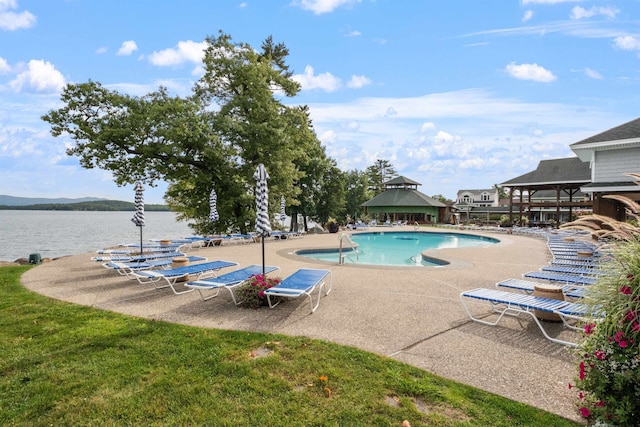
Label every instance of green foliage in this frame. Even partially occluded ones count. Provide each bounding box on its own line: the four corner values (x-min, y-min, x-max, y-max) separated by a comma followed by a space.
343, 169, 372, 221
0, 200, 169, 211
366, 159, 397, 196
1, 266, 578, 426
570, 239, 640, 425
42, 31, 333, 235
235, 274, 282, 309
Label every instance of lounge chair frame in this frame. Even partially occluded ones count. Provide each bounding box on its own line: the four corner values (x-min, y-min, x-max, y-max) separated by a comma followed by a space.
185, 265, 280, 304
131, 260, 238, 295
265, 268, 332, 313
460, 288, 593, 347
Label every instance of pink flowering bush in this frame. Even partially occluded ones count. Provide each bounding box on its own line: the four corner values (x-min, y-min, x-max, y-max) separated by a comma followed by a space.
235, 274, 281, 308
570, 239, 640, 426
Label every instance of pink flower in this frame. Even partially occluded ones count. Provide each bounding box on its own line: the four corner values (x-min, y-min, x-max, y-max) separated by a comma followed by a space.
619, 340, 629, 348
258, 291, 265, 298
584, 323, 596, 335
626, 310, 638, 322
594, 350, 606, 360
580, 407, 590, 418
568, 383, 573, 389
579, 362, 586, 380
621, 285, 632, 295
632, 322, 640, 333
595, 400, 605, 408
614, 331, 624, 342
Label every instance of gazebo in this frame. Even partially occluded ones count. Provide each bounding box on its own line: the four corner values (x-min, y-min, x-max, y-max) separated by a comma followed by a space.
361, 176, 446, 224
501, 157, 592, 226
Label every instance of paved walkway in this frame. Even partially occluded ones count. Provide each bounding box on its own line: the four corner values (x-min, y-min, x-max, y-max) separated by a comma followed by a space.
21, 228, 583, 422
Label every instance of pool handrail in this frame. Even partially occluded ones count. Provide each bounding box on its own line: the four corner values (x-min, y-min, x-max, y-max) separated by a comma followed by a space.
338, 233, 359, 265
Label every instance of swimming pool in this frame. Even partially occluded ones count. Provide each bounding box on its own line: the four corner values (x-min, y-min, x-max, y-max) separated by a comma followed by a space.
296, 231, 499, 266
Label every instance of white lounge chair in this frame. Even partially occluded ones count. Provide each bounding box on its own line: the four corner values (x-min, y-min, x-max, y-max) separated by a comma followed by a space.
460, 287, 598, 347
264, 268, 332, 313
185, 265, 280, 303
130, 260, 238, 294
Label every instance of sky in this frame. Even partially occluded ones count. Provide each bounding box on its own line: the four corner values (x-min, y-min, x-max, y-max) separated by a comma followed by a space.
1, 0, 640, 204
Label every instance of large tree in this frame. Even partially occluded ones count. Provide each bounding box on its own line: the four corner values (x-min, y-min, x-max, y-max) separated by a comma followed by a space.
365, 159, 397, 196
343, 170, 372, 221
43, 32, 326, 234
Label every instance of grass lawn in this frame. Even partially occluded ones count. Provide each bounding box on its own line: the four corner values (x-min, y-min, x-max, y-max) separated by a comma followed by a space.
1, 265, 580, 426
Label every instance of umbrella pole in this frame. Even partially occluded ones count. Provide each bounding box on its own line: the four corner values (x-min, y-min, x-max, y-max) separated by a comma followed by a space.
139, 226, 143, 256
261, 237, 266, 276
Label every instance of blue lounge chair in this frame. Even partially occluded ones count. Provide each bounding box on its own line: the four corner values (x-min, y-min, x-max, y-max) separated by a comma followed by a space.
185, 265, 280, 304
460, 288, 594, 347
103, 255, 208, 279
91, 251, 186, 262
130, 260, 238, 294
523, 270, 596, 285
496, 278, 587, 299
541, 265, 604, 276
264, 268, 332, 313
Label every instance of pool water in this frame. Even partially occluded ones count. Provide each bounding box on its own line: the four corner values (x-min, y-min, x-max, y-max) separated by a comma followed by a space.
297, 231, 499, 266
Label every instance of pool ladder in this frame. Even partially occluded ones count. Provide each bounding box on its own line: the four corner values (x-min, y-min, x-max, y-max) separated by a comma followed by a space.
338, 233, 359, 265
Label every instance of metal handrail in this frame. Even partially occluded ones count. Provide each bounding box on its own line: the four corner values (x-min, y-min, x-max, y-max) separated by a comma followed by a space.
338, 233, 358, 265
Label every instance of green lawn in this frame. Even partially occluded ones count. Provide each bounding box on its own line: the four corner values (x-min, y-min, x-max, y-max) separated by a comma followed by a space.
1, 265, 580, 426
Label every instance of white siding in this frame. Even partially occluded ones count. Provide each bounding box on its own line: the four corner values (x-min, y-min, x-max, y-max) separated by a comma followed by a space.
594, 148, 640, 182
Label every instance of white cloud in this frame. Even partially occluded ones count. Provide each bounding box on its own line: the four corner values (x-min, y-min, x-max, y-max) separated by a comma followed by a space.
0, 56, 10, 73
9, 59, 65, 93
522, 10, 534, 22
346, 74, 371, 89
96, 46, 108, 54
292, 0, 361, 15
570, 6, 618, 20
0, 0, 36, 31
239, 2, 248, 8
505, 62, 556, 82
614, 35, 640, 52
421, 122, 435, 132
584, 68, 603, 79
292, 65, 341, 92
148, 40, 207, 66
345, 30, 361, 37
117, 40, 138, 56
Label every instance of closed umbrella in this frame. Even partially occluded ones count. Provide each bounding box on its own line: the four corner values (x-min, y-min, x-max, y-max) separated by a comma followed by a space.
253, 164, 272, 276
131, 181, 145, 255
280, 195, 286, 228
209, 188, 220, 223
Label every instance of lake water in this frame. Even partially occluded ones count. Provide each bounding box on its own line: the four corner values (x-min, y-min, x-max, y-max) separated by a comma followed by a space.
0, 210, 194, 262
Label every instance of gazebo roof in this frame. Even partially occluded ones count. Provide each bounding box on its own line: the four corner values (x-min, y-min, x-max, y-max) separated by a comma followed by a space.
362, 188, 445, 208
501, 157, 590, 187
384, 176, 421, 186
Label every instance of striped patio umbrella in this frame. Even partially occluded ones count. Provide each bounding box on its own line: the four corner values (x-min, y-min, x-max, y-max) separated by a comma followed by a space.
280, 195, 286, 227
209, 188, 220, 223
131, 181, 145, 254
253, 164, 272, 275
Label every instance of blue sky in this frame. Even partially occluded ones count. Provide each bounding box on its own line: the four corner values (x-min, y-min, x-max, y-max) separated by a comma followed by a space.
1, 0, 639, 204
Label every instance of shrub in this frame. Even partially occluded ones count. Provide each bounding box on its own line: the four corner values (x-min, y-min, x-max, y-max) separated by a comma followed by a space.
235, 274, 281, 309
570, 239, 640, 425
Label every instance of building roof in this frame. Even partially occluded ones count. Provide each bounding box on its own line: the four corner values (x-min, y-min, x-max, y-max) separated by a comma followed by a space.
362, 188, 446, 208
571, 117, 640, 162
571, 117, 640, 147
501, 157, 590, 187
384, 176, 421, 186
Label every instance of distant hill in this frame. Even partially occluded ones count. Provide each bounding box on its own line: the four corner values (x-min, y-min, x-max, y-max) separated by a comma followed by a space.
0, 197, 170, 211
0, 195, 109, 206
